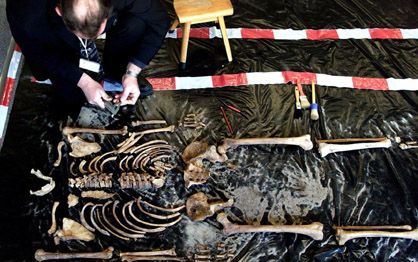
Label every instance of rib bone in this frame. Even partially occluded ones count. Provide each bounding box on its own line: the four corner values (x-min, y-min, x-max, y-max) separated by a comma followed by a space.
132, 125, 176, 136
63, 126, 128, 136
217, 213, 323, 240
47, 202, 60, 235
35, 247, 113, 261
131, 120, 168, 127
318, 138, 392, 157
336, 228, 418, 245
217, 134, 313, 155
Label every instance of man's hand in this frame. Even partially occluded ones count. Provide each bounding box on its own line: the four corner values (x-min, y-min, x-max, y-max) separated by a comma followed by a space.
78, 73, 111, 108
116, 62, 141, 105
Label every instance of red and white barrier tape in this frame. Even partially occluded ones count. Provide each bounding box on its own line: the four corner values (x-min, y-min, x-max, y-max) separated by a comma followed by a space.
148, 71, 418, 91
165, 27, 418, 40
0, 46, 22, 139
32, 71, 418, 91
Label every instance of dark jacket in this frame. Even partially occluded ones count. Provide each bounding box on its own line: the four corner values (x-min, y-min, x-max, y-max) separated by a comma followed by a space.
6, 0, 169, 87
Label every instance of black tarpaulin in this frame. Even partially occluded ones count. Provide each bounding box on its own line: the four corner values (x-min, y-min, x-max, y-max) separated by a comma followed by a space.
0, 0, 417, 261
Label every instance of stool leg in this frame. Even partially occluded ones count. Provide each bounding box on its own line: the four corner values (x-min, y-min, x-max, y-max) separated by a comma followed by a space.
169, 19, 179, 33
218, 16, 233, 62
180, 22, 191, 69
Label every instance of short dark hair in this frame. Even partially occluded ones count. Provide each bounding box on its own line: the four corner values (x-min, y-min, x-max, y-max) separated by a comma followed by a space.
58, 0, 112, 39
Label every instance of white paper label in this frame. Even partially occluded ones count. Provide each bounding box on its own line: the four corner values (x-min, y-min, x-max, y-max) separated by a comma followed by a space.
79, 58, 100, 73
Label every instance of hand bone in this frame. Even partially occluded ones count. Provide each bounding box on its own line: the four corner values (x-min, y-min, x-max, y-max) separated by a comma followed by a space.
336, 228, 418, 245
217, 134, 313, 155
186, 192, 233, 221
318, 138, 392, 157
216, 213, 323, 240
34, 247, 113, 261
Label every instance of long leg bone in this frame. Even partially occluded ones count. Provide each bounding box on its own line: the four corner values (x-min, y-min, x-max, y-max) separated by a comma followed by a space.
316, 137, 387, 143
334, 225, 413, 231
120, 248, 177, 257
63, 126, 128, 136
400, 143, 418, 150
29, 169, 55, 196
318, 138, 392, 157
217, 134, 313, 155
336, 228, 418, 245
53, 141, 65, 167
35, 247, 113, 261
121, 255, 186, 262
217, 213, 323, 240
186, 192, 233, 221
47, 202, 60, 235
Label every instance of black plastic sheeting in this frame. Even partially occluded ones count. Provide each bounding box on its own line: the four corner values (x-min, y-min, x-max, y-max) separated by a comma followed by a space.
1, 0, 418, 260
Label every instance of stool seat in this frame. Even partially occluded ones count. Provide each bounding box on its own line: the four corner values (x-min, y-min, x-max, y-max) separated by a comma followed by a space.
171, 0, 234, 68
174, 0, 233, 23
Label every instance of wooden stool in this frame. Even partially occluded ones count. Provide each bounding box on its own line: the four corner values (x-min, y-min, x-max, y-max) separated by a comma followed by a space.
170, 0, 234, 69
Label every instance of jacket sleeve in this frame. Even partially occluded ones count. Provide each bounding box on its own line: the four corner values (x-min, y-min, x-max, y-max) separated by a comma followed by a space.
6, 4, 83, 87
124, 0, 170, 69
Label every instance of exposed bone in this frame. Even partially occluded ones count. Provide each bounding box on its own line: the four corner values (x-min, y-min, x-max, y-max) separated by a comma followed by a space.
118, 133, 137, 148
67, 194, 79, 208
137, 198, 181, 220
132, 125, 176, 136
184, 162, 210, 188
182, 142, 227, 164
118, 134, 144, 153
130, 140, 169, 154
121, 202, 167, 233
112, 201, 146, 235
53, 141, 65, 167
100, 156, 117, 172
186, 192, 234, 221
81, 191, 115, 199
217, 134, 313, 155
63, 126, 128, 136
141, 200, 185, 213
93, 151, 116, 172
152, 178, 165, 188
334, 225, 413, 231
128, 201, 182, 228
400, 143, 418, 150
90, 204, 111, 236
55, 218, 95, 242
131, 120, 168, 127
69, 174, 113, 189
316, 137, 387, 143
78, 160, 89, 174
118, 173, 153, 189
47, 202, 60, 235
69, 162, 77, 176
217, 213, 324, 240
68, 136, 101, 158
34, 247, 114, 261
29, 169, 56, 196
80, 203, 96, 232
336, 228, 418, 245
102, 201, 145, 240
121, 256, 186, 262
120, 248, 177, 257
318, 138, 392, 157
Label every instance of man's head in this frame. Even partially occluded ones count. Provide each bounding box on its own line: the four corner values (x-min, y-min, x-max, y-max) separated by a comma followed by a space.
56, 0, 112, 39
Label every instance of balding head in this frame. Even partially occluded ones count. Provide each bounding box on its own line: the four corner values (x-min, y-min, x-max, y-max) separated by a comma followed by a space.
57, 0, 112, 39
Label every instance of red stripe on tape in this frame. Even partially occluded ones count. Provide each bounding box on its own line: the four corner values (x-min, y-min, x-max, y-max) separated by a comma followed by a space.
212, 73, 248, 88
147, 77, 176, 90
282, 71, 317, 84
241, 29, 275, 39
14, 44, 21, 52
189, 28, 210, 38
306, 29, 339, 40
1, 78, 15, 106
369, 29, 403, 39
352, 77, 389, 90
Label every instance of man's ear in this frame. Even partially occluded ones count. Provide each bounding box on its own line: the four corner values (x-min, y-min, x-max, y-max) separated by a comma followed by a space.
55, 6, 62, 16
